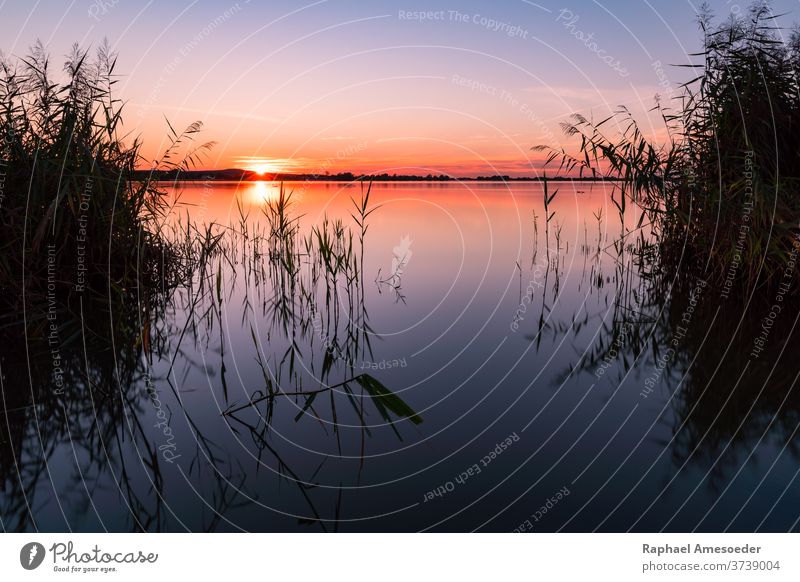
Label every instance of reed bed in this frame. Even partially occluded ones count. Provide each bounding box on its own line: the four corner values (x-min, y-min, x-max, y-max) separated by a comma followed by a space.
535, 2, 800, 294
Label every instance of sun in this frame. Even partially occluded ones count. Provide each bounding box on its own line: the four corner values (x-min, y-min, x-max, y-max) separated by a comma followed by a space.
237, 157, 302, 178
250, 163, 273, 175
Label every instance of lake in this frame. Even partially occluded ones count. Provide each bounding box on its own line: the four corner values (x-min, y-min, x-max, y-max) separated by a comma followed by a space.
2, 180, 799, 532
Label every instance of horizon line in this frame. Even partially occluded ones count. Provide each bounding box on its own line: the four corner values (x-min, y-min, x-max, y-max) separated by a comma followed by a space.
132, 168, 610, 181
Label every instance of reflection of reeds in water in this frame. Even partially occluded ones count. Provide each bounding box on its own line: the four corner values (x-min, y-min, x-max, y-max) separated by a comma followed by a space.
518, 4, 800, 493
0, 41, 417, 528
525, 3, 800, 488
549, 215, 800, 487
162, 180, 423, 447
1, 176, 423, 530
0, 286, 243, 531
217, 181, 421, 439
0, 43, 241, 530
520, 171, 800, 487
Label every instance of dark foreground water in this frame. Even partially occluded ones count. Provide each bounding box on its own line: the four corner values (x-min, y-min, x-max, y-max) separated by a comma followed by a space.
2, 181, 799, 532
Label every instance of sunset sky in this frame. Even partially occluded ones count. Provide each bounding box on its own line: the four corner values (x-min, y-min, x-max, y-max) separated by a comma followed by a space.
1, 0, 797, 176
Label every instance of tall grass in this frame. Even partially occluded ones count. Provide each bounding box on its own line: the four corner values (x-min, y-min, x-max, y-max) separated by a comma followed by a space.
0, 42, 209, 315
536, 2, 800, 293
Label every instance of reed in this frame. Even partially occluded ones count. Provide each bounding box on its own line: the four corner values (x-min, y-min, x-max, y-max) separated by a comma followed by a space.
535, 2, 800, 294
0, 42, 211, 317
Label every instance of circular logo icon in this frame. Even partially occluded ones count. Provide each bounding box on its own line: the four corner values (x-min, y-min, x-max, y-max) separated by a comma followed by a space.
20, 542, 46, 570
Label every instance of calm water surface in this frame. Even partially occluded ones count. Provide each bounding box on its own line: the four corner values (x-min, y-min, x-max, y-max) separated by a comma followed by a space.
3, 181, 799, 532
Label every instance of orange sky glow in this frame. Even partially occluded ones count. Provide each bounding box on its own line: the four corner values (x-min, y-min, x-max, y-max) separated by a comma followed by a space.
4, 1, 788, 177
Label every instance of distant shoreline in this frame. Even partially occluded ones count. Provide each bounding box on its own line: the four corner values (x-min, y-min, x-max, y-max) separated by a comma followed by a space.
132, 169, 616, 183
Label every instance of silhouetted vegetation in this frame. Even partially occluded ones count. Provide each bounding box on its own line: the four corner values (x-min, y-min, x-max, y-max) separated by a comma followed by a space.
537, 2, 800, 294
0, 41, 213, 319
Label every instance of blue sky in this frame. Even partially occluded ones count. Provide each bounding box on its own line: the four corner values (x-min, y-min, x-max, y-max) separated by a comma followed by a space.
1, 0, 797, 173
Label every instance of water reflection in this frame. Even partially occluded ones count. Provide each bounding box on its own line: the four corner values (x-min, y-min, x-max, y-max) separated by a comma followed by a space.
564, 237, 800, 495
2, 181, 799, 532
